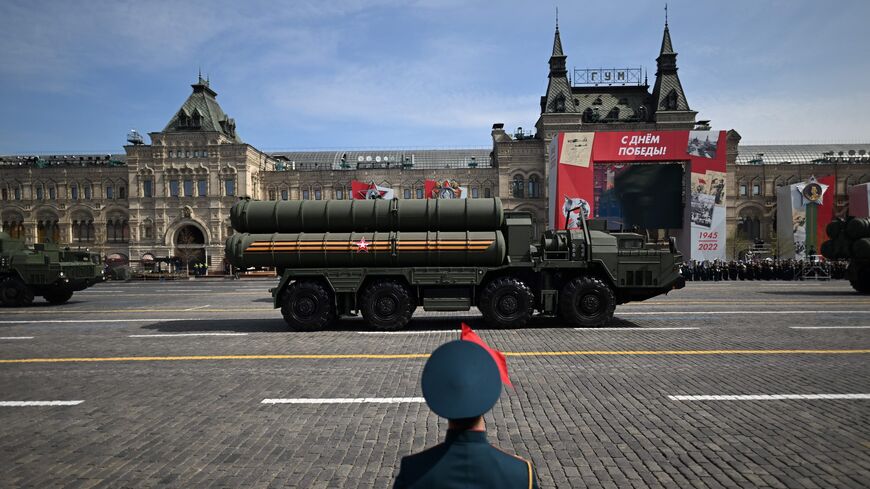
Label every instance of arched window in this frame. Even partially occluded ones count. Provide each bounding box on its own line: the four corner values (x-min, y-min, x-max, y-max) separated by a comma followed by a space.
582, 108, 594, 123
637, 105, 648, 120
663, 90, 678, 110
527, 175, 540, 199
512, 175, 525, 199
314, 186, 322, 200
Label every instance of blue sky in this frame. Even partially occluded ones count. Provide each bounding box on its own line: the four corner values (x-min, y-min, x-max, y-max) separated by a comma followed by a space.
1, 0, 868, 154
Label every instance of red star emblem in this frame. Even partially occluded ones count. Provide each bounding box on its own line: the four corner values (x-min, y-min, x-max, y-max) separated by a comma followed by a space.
355, 237, 370, 253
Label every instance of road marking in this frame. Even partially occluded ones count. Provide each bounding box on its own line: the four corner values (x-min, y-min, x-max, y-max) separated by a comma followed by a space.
0, 308, 273, 315
2, 350, 868, 364
262, 397, 425, 404
573, 327, 699, 331
0, 336, 34, 340
357, 330, 461, 335
790, 326, 870, 330
0, 401, 84, 407
184, 304, 211, 311
619, 310, 870, 315
129, 333, 249, 338
669, 394, 870, 401
0, 318, 198, 324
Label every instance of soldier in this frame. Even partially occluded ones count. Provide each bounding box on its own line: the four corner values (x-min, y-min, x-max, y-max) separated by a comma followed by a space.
394, 340, 539, 488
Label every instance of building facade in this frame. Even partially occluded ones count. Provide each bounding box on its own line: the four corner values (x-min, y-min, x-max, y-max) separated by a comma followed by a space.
2, 23, 869, 268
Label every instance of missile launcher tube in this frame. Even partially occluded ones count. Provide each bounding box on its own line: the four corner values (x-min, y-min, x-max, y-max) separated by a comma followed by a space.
230, 198, 504, 233
225, 230, 506, 269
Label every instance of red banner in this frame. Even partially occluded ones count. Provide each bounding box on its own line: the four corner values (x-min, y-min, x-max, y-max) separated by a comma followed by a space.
549, 130, 727, 260
424, 179, 467, 199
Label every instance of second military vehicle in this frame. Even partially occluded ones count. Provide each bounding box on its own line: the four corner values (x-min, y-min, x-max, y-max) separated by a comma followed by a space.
821, 217, 870, 294
0, 231, 104, 306
225, 198, 685, 330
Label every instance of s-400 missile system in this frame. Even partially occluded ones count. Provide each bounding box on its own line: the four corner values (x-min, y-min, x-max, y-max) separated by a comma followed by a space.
225, 198, 685, 331
0, 231, 104, 306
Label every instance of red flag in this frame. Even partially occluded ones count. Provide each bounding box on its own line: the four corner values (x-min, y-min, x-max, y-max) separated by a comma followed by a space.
460, 323, 512, 387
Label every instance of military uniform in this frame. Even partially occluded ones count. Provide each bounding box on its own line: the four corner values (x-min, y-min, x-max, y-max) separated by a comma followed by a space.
394, 430, 538, 488
394, 340, 539, 488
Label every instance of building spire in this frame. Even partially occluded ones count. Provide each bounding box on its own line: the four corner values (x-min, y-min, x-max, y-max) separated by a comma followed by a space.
665, 3, 668, 27
552, 15, 564, 57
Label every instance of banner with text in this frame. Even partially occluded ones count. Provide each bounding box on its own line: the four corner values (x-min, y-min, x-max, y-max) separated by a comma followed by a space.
549, 130, 727, 261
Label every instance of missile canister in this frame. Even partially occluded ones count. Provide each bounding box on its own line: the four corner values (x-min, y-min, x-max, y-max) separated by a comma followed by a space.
225, 230, 505, 269
229, 198, 504, 233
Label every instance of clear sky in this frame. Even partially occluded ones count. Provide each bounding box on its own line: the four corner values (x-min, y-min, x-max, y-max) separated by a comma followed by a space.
1, 0, 868, 154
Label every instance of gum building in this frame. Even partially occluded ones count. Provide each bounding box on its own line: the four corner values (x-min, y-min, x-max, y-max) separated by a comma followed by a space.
2, 22, 869, 268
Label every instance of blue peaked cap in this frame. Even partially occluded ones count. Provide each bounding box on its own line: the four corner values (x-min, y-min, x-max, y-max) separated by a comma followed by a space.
421, 340, 502, 419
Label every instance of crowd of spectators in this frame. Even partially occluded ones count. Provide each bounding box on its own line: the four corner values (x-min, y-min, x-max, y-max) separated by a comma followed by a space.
681, 259, 850, 281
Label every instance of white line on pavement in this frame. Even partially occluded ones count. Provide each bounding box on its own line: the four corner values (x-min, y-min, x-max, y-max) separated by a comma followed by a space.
184, 304, 211, 311
0, 318, 203, 324
357, 330, 461, 335
129, 333, 248, 338
669, 394, 870, 401
574, 327, 699, 331
0, 336, 34, 340
619, 310, 870, 315
262, 397, 425, 404
0, 401, 84, 407
790, 326, 870, 329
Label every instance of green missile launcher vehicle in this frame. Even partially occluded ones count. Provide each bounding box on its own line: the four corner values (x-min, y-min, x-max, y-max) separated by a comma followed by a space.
821, 217, 870, 294
225, 198, 686, 331
0, 231, 104, 306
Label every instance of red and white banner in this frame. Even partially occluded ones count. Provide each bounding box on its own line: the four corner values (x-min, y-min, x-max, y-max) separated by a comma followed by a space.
424, 179, 467, 199
351, 180, 394, 200
549, 130, 727, 261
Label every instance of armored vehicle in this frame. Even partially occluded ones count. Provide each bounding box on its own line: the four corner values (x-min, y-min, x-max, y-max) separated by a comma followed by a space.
225, 198, 685, 331
0, 231, 104, 306
821, 217, 870, 293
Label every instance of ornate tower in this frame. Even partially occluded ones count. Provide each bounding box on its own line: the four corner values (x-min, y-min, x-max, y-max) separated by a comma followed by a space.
650, 20, 697, 127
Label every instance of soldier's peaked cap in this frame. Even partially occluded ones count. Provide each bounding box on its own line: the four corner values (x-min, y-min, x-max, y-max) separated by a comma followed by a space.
421, 340, 502, 420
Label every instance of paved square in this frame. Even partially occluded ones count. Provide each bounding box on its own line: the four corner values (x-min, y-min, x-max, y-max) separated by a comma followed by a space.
0, 279, 868, 488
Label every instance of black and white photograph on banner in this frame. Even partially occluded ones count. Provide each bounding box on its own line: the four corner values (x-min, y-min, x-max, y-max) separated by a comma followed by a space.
687, 130, 719, 159
691, 192, 715, 228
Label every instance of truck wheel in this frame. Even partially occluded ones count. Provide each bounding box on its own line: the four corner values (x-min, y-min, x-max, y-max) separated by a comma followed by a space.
850, 264, 870, 294
280, 280, 334, 331
360, 280, 415, 331
560, 276, 615, 327
479, 277, 534, 328
0, 277, 34, 307
43, 288, 74, 305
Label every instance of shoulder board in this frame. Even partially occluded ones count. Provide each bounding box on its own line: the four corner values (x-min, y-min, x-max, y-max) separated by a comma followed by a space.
493, 447, 533, 489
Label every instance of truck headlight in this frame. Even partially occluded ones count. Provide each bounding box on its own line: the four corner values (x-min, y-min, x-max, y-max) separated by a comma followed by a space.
58, 271, 66, 278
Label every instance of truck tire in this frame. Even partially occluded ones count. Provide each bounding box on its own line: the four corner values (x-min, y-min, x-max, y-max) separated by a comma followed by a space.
479, 277, 534, 328
360, 280, 416, 331
559, 276, 615, 327
43, 288, 74, 305
849, 264, 870, 294
280, 280, 334, 331
0, 277, 34, 307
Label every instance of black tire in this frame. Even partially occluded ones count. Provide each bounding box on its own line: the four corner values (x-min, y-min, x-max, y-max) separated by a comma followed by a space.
43, 288, 74, 305
478, 277, 534, 328
359, 280, 416, 331
559, 276, 616, 327
280, 280, 334, 331
849, 264, 870, 295
0, 277, 34, 307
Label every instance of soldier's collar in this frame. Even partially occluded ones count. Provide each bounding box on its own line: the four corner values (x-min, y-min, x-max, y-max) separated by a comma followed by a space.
445, 429, 488, 444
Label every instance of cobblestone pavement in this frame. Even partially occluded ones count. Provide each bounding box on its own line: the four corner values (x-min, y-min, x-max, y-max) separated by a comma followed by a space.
0, 279, 868, 488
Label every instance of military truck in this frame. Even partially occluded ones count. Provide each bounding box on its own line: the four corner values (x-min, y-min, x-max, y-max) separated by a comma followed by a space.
821, 217, 870, 294
0, 231, 104, 306
225, 198, 685, 331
